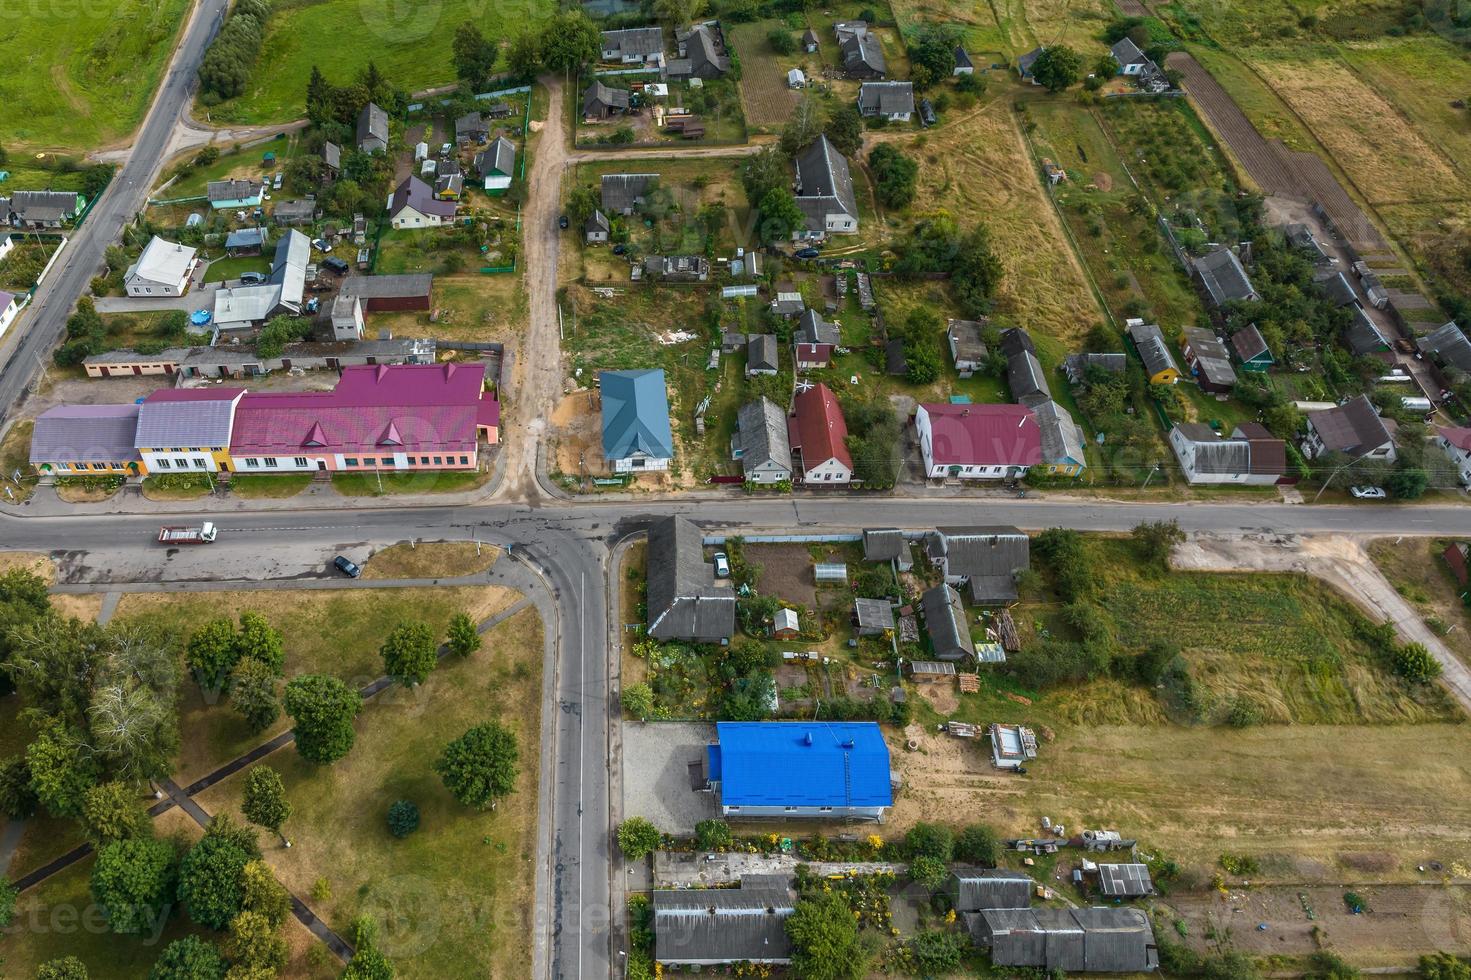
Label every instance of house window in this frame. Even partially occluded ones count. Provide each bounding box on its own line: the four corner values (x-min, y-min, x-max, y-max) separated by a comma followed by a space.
192, 458, 206, 469
345, 458, 358, 467
459, 456, 468, 465
819, 806, 833, 812
264, 458, 277, 468
420, 456, 429, 465
293, 457, 308, 467
784, 806, 798, 812
433, 456, 442, 465
174, 458, 188, 469
245, 458, 259, 468
156, 459, 171, 469
381, 457, 394, 466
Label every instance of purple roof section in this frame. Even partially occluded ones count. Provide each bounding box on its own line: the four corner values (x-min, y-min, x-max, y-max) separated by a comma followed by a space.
390, 176, 456, 220
135, 387, 244, 449
0, 291, 16, 310
31, 404, 141, 463
230, 364, 496, 457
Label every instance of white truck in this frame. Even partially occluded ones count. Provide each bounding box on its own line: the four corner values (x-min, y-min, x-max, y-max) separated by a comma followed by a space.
158, 522, 218, 544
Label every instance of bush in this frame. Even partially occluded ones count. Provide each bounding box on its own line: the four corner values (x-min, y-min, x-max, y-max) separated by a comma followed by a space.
1393, 642, 1442, 683
904, 822, 953, 861
955, 824, 1000, 865
617, 817, 661, 860
1419, 953, 1471, 980
1218, 853, 1260, 876
694, 818, 732, 850
768, 28, 796, 53
387, 799, 420, 838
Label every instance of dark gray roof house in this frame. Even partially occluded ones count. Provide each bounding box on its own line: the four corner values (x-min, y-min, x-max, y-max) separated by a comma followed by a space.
583, 81, 633, 118
356, 102, 389, 152
794, 135, 859, 236
854, 597, 895, 634
322, 141, 341, 172
272, 199, 317, 225
858, 81, 915, 118
1306, 394, 1396, 459
921, 584, 975, 661
837, 23, 886, 78
455, 112, 490, 143
1016, 46, 1044, 80
585, 209, 611, 240
735, 397, 792, 483
601, 26, 665, 60
1343, 306, 1389, 356
746, 333, 779, 374
967, 907, 1158, 973
1318, 271, 1359, 308
998, 326, 1036, 358
646, 516, 736, 642
1007, 349, 1051, 407
947, 320, 988, 373
955, 46, 974, 71
926, 526, 1031, 605
1110, 36, 1151, 69
671, 23, 730, 79
1193, 247, 1259, 307
1418, 321, 1471, 373
863, 528, 907, 563
653, 880, 795, 966
1128, 322, 1181, 381
1062, 352, 1126, 384
950, 870, 1035, 912
1095, 863, 1154, 897
1033, 400, 1086, 473
475, 136, 517, 178
601, 173, 659, 215
796, 308, 841, 347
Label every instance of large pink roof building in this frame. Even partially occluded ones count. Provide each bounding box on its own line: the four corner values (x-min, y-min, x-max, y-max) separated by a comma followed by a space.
915, 403, 1040, 480
229, 363, 499, 473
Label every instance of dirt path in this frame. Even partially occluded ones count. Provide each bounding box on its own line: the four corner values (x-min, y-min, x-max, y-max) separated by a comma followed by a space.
1174, 533, 1471, 713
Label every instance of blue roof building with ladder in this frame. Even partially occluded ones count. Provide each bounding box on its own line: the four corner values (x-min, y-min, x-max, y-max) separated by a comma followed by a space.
706, 722, 894, 821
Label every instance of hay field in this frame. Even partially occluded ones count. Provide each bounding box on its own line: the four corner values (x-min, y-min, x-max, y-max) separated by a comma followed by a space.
907, 97, 1102, 343
1340, 36, 1471, 180
1247, 47, 1467, 205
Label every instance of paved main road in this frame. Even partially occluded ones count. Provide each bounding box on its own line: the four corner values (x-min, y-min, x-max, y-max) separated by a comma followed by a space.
0, 0, 230, 425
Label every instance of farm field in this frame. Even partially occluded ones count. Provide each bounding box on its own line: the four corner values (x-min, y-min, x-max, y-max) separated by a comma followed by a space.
1244, 46, 1468, 206
112, 584, 520, 782
1185, 45, 1318, 151
907, 90, 1102, 344
204, 0, 555, 125
727, 21, 806, 132
193, 609, 544, 979
0, 0, 191, 149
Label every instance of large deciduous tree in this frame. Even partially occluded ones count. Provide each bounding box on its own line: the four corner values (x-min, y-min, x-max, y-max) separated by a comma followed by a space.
176, 815, 260, 930
452, 22, 499, 92
381, 621, 439, 687
91, 836, 178, 936
149, 936, 227, 980
229, 657, 281, 734
242, 766, 292, 846
1031, 45, 1083, 92
282, 675, 362, 764
435, 722, 519, 809
786, 892, 872, 980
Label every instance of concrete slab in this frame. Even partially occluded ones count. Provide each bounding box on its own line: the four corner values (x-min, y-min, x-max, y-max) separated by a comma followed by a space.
620, 721, 717, 832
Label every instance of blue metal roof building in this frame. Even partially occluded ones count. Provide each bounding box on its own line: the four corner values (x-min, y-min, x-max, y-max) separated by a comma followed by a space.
600, 369, 674, 473
707, 722, 894, 821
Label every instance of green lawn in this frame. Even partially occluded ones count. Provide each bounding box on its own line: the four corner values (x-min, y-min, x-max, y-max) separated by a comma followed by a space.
193, 609, 544, 979
160, 135, 303, 200
330, 469, 489, 496
140, 473, 214, 500
0, 0, 192, 149
201, 256, 273, 283
228, 473, 315, 498
202, 0, 555, 125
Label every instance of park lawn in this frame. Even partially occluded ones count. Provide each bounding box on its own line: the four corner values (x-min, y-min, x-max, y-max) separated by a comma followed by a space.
228, 473, 315, 499
192, 609, 544, 979
905, 87, 1103, 345
1368, 537, 1471, 670
203, 0, 555, 125
113, 584, 521, 783
330, 469, 491, 496
201, 255, 273, 283
363, 541, 500, 580
0, 0, 192, 150
1244, 44, 1468, 205
369, 274, 526, 344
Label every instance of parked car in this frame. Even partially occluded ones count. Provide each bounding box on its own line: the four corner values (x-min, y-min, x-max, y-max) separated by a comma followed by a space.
713, 552, 731, 578
1349, 485, 1386, 499
323, 257, 349, 274
239, 272, 266, 285
558, 215, 569, 229
311, 238, 331, 252
795, 247, 820, 259
612, 244, 627, 255
333, 555, 362, 578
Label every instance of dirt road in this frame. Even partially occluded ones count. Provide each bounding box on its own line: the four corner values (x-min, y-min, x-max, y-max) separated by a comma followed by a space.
1175, 533, 1471, 712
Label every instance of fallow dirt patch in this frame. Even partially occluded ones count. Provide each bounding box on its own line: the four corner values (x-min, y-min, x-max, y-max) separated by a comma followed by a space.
50, 593, 104, 622
364, 540, 500, 580
550, 389, 607, 479
748, 543, 819, 608
0, 552, 53, 583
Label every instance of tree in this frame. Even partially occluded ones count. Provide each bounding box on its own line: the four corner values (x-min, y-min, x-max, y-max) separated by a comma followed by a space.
150, 936, 227, 980
37, 958, 90, 980
907, 25, 959, 85
617, 817, 661, 859
654, 0, 706, 28
452, 22, 499, 91
92, 836, 178, 935
756, 187, 806, 243
1387, 467, 1429, 499
1202, 951, 1263, 980
909, 854, 948, 889
786, 892, 870, 980
566, 184, 600, 228
436, 722, 519, 809
910, 930, 967, 973
541, 11, 600, 72
342, 916, 396, 980
955, 823, 1000, 865
235, 613, 284, 675
82, 781, 148, 846
0, 756, 38, 819
1308, 952, 1359, 980
769, 28, 797, 53
506, 30, 542, 80
1420, 953, 1471, 980
905, 822, 954, 860
283, 674, 362, 764
694, 818, 733, 850
242, 766, 292, 845
177, 815, 260, 930
1131, 519, 1185, 570
1393, 642, 1442, 683
446, 612, 481, 658
187, 618, 241, 695
1031, 45, 1083, 92
381, 621, 439, 687
27, 721, 100, 819
7, 615, 101, 727
305, 64, 335, 125
229, 657, 281, 734
780, 95, 826, 156
241, 859, 290, 927
620, 682, 655, 720
868, 144, 918, 209
0, 878, 13, 928
951, 226, 1004, 317
226, 909, 287, 972
825, 104, 864, 157
387, 799, 420, 838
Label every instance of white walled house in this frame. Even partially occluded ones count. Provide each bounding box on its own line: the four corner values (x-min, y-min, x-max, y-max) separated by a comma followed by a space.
791, 383, 852, 484
793, 135, 859, 239
915, 403, 1040, 480
1168, 422, 1287, 486
1439, 427, 1471, 487
125, 237, 197, 297
1302, 394, 1397, 463
0, 290, 19, 339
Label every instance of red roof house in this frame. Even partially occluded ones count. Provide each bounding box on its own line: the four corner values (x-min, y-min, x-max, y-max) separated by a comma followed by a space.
915, 403, 1040, 479
791, 383, 852, 483
228, 363, 498, 473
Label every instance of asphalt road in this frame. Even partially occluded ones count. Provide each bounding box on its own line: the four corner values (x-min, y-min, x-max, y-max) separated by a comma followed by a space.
0, 0, 230, 426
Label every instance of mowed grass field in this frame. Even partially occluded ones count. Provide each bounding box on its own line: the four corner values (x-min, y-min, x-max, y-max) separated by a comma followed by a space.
907, 90, 1103, 343
0, 0, 192, 149
1244, 45, 1469, 205
209, 0, 555, 124
889, 0, 1113, 58
194, 609, 544, 978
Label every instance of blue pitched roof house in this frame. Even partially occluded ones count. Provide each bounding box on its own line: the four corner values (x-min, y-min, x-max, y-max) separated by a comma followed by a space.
707, 722, 894, 821
600, 369, 674, 472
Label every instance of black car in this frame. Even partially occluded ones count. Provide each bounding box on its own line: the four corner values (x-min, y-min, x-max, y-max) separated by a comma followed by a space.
332, 555, 362, 578
558, 215, 570, 229
795, 247, 821, 259
612, 244, 627, 255
239, 272, 267, 285
323, 257, 349, 274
